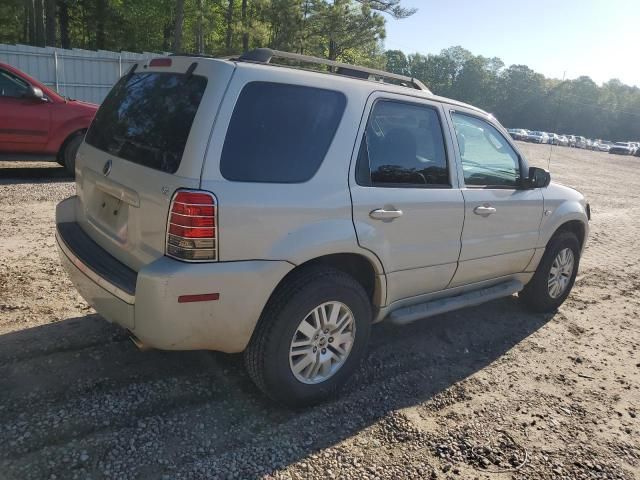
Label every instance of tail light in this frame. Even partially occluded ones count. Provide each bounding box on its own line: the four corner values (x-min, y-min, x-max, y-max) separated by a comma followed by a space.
166, 190, 217, 261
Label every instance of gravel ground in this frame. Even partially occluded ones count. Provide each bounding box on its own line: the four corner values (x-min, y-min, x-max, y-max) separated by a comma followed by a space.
0, 144, 638, 480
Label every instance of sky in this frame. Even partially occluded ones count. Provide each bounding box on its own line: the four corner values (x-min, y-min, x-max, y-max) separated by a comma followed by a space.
383, 0, 640, 87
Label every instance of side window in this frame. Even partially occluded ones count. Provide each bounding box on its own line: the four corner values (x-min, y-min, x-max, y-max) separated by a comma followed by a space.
357, 100, 449, 187
0, 69, 30, 98
220, 82, 346, 183
450, 112, 521, 188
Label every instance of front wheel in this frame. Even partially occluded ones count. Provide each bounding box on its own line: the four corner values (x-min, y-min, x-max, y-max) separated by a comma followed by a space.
244, 267, 372, 406
520, 231, 580, 312
61, 133, 84, 176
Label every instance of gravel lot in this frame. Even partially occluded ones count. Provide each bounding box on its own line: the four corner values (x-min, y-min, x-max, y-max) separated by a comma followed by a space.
0, 143, 638, 480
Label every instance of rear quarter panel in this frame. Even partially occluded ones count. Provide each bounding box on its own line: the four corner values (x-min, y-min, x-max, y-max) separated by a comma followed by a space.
200, 64, 380, 270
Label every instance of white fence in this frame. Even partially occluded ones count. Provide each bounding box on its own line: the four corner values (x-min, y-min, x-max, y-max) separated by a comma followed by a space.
0, 44, 168, 104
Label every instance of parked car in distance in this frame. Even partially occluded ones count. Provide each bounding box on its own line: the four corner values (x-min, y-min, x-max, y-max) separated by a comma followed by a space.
574, 136, 587, 149
528, 131, 549, 143
0, 62, 98, 175
507, 128, 528, 141
609, 142, 633, 155
557, 135, 569, 147
566, 135, 577, 147
593, 141, 609, 152
55, 49, 590, 406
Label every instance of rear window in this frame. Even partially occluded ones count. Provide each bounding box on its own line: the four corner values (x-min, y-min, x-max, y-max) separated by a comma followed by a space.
85, 72, 207, 174
220, 82, 346, 183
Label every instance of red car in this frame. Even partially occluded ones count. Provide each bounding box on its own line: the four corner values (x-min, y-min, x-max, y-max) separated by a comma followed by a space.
0, 62, 98, 175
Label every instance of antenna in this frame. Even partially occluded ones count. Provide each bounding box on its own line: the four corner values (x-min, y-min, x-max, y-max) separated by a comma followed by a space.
548, 70, 566, 170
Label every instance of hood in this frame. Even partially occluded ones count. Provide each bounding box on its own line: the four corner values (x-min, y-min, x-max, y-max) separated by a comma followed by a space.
67, 98, 99, 115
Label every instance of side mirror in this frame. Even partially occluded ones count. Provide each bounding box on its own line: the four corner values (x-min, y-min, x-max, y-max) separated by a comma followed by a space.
25, 86, 46, 101
524, 166, 551, 189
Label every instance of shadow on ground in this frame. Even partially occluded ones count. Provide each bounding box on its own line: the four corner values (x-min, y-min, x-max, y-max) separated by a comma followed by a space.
0, 163, 71, 184
0, 297, 555, 478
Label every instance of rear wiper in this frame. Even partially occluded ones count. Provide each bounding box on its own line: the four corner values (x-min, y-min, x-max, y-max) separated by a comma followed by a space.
125, 63, 138, 80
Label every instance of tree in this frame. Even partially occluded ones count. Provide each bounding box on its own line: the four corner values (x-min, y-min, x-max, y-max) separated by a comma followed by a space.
354, 0, 415, 18
225, 0, 235, 53
385, 49, 408, 75
241, 0, 248, 52
58, 0, 70, 48
96, 0, 107, 49
311, 0, 385, 61
174, 0, 185, 53
34, 0, 46, 46
45, 0, 56, 46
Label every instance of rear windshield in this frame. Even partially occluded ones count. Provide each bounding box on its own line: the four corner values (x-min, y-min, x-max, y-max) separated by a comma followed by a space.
85, 72, 207, 174
220, 82, 346, 183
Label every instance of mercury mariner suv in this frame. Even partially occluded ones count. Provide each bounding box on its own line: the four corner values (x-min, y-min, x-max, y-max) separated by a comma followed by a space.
56, 49, 590, 406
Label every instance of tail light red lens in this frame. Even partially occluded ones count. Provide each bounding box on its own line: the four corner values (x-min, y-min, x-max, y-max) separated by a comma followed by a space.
166, 190, 217, 261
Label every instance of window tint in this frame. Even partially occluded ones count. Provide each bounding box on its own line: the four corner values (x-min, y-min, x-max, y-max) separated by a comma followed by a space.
85, 72, 207, 174
0, 69, 29, 98
220, 82, 346, 183
451, 112, 521, 187
357, 100, 449, 187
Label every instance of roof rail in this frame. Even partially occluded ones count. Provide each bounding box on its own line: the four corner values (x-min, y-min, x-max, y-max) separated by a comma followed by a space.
236, 48, 431, 93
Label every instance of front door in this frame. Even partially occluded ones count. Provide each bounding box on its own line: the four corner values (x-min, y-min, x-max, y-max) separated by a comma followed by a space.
447, 110, 543, 287
350, 94, 465, 305
0, 68, 50, 152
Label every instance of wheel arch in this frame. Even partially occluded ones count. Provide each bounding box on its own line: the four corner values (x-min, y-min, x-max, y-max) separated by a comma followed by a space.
552, 219, 586, 249
263, 252, 385, 319
56, 128, 86, 162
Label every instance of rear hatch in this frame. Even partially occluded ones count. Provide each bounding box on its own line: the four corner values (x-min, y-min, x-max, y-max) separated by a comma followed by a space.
75, 57, 235, 271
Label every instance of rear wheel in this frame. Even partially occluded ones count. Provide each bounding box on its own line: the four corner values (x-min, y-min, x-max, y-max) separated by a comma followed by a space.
520, 231, 580, 312
61, 133, 84, 176
244, 266, 372, 406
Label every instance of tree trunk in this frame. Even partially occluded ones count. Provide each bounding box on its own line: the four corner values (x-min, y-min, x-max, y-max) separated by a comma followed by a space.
25, 0, 34, 44
225, 0, 234, 54
328, 38, 337, 61
45, 0, 56, 46
96, 0, 106, 49
162, 21, 172, 51
33, 0, 46, 46
241, 0, 248, 52
58, 0, 70, 48
173, 0, 184, 53
195, 0, 204, 54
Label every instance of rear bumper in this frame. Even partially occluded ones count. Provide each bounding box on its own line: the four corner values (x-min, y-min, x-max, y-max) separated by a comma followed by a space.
56, 196, 293, 353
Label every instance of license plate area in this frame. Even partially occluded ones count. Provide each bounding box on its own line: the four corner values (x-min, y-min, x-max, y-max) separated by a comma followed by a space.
87, 191, 130, 243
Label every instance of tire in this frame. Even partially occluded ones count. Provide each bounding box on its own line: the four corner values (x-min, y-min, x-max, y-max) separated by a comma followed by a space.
519, 231, 580, 313
61, 133, 84, 176
244, 266, 372, 406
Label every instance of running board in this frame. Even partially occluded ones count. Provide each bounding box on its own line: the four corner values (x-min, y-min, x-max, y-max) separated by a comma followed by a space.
388, 280, 524, 325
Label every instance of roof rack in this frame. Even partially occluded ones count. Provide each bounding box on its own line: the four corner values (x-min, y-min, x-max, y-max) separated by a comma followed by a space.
236, 48, 431, 93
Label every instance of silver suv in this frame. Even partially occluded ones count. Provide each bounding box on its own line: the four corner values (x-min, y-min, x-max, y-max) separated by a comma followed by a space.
56, 49, 590, 405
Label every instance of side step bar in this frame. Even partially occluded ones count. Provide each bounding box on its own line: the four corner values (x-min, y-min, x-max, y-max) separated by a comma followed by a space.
389, 280, 524, 325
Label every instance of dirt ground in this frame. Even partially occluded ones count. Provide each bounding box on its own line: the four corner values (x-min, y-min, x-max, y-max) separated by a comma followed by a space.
0, 143, 638, 480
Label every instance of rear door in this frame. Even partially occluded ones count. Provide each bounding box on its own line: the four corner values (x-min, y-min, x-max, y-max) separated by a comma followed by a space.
0, 67, 50, 151
75, 58, 235, 271
446, 109, 543, 287
350, 93, 465, 305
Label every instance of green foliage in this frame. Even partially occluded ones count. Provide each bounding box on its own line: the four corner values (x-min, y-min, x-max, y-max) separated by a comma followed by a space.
3, 1, 639, 140
394, 47, 640, 141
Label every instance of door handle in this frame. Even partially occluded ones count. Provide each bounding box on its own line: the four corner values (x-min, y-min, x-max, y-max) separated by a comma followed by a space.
370, 208, 403, 220
473, 205, 497, 217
